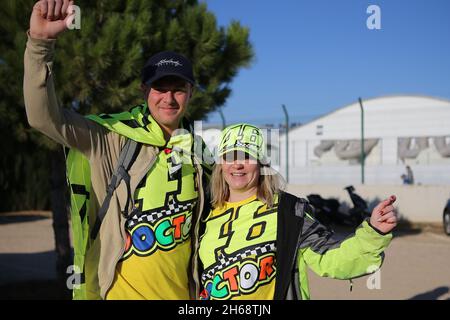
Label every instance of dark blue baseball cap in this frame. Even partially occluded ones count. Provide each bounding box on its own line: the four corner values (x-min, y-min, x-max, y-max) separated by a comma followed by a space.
141, 51, 195, 86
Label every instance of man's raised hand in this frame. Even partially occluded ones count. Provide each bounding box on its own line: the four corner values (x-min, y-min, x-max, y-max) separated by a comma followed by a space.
29, 0, 75, 39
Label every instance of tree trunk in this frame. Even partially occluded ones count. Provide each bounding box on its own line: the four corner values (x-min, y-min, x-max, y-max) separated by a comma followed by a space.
50, 147, 72, 299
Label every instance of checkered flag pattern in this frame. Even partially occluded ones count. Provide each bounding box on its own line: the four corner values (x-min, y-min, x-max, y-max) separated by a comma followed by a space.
126, 197, 196, 228
201, 242, 276, 282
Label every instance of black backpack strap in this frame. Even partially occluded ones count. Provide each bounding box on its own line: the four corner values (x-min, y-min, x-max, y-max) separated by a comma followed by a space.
91, 138, 140, 240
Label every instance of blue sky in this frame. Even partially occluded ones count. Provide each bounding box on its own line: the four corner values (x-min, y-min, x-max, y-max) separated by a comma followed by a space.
201, 0, 450, 126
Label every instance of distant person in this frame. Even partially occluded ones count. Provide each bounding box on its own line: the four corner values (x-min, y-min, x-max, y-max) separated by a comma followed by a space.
401, 174, 409, 185
406, 166, 414, 184
401, 166, 414, 185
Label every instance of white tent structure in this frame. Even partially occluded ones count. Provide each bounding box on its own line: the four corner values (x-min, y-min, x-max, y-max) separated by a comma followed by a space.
279, 95, 450, 185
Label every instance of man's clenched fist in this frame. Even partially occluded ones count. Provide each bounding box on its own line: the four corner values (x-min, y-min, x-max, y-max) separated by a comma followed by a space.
29, 0, 75, 39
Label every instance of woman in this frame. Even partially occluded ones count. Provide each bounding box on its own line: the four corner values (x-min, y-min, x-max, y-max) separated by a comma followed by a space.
197, 123, 397, 300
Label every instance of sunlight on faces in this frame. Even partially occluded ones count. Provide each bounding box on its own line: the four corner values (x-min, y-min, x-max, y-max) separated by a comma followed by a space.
221, 151, 260, 193
146, 76, 192, 131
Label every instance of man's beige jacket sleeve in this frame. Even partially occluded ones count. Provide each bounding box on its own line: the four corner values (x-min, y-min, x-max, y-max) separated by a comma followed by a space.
23, 32, 112, 159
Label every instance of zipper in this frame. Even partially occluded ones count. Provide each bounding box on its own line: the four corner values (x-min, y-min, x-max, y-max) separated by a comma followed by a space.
289, 230, 303, 299
286, 199, 305, 300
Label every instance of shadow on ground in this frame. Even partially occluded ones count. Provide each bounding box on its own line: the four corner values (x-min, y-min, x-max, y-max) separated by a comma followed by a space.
0, 279, 71, 300
0, 251, 71, 300
408, 286, 450, 300
0, 212, 50, 225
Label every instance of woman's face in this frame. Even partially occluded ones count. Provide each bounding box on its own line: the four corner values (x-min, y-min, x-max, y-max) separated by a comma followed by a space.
222, 152, 260, 194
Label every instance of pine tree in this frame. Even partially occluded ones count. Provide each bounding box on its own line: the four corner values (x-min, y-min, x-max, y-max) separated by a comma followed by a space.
0, 0, 253, 298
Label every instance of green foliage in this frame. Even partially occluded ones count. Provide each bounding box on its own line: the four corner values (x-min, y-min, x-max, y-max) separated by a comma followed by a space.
0, 0, 253, 211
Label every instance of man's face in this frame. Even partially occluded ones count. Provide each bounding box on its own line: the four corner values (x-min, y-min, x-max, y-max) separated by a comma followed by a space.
146, 76, 192, 132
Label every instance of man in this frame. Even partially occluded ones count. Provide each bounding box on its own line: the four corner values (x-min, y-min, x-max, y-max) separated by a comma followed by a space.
24, 0, 211, 299
406, 165, 414, 185
401, 166, 414, 185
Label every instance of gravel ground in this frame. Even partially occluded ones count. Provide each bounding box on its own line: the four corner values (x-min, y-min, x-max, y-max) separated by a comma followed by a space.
0, 211, 449, 300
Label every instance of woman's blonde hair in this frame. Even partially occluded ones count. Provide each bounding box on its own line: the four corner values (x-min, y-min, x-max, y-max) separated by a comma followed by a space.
210, 163, 283, 209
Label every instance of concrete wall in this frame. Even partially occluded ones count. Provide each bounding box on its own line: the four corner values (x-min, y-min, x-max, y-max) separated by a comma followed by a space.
286, 184, 450, 223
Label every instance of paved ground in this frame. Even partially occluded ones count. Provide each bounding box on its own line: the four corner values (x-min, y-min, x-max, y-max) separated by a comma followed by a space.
0, 212, 57, 285
308, 228, 450, 300
0, 211, 449, 299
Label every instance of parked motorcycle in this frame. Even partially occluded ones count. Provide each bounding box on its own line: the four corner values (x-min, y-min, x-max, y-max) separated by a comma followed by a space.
307, 194, 358, 228
444, 198, 450, 236
344, 185, 371, 227
306, 194, 339, 227
307, 185, 371, 228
